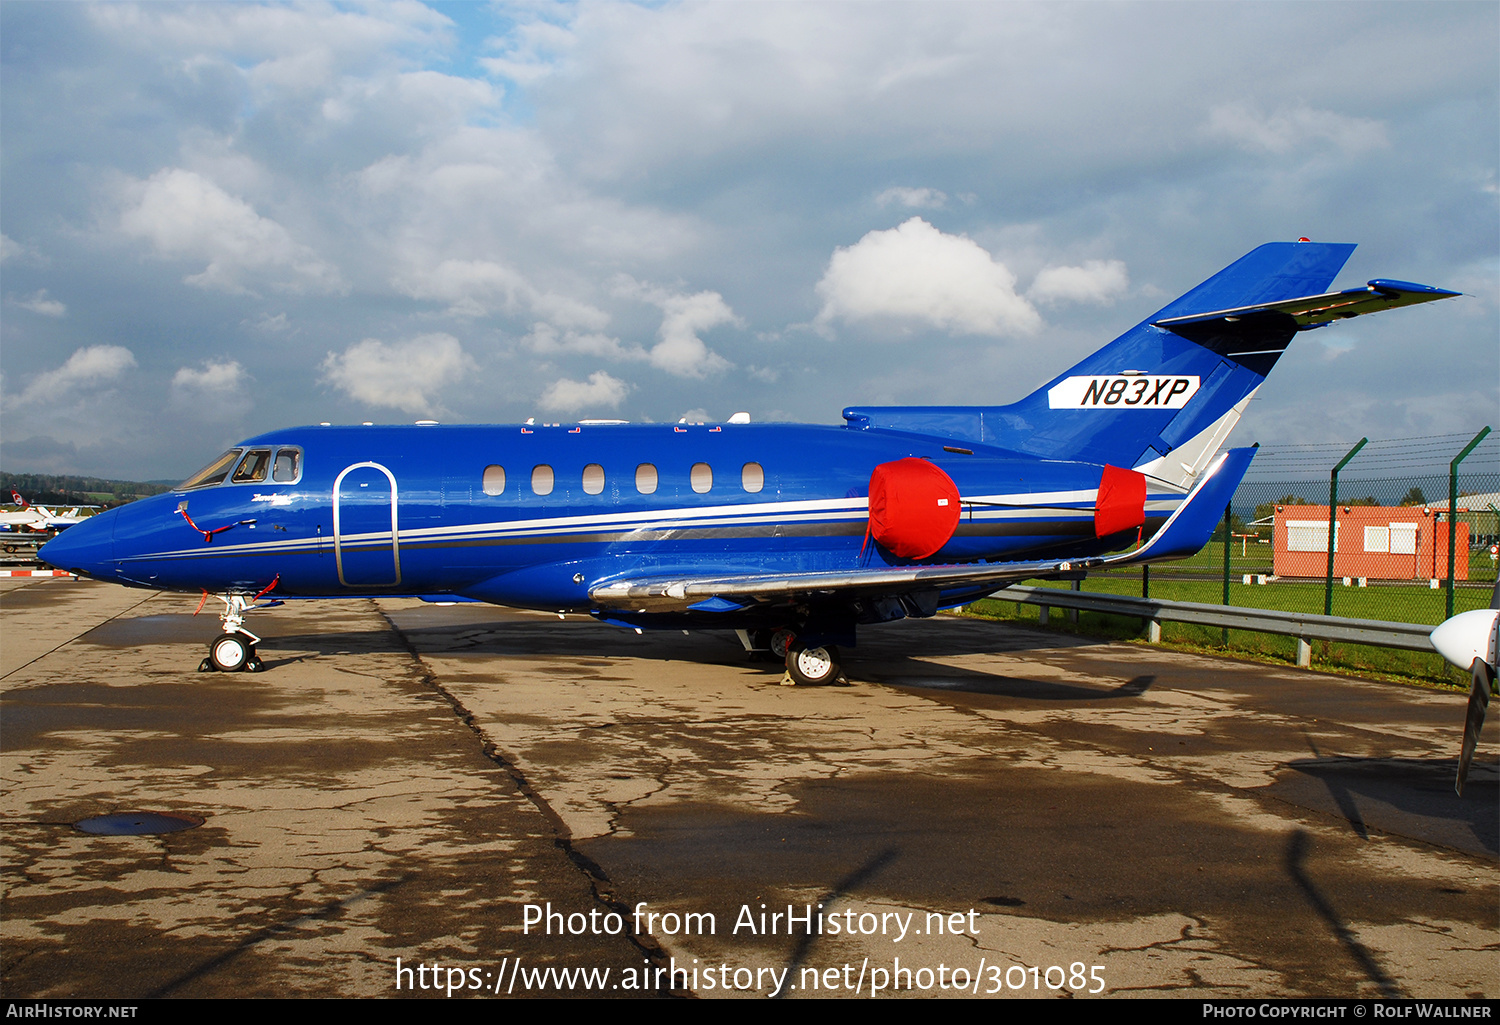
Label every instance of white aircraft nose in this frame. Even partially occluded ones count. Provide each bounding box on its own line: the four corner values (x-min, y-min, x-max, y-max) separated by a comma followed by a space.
1429, 608, 1499, 672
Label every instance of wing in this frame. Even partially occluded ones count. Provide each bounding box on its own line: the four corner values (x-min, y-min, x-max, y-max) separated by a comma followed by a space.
589, 447, 1256, 614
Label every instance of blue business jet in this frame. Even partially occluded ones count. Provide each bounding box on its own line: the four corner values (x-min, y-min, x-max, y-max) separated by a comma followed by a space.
41, 242, 1457, 682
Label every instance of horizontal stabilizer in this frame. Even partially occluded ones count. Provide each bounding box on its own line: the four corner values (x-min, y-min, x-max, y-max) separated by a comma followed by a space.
1154, 280, 1459, 331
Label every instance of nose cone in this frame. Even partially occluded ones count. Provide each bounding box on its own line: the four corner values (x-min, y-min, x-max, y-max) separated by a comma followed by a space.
39, 507, 117, 578
1430, 608, 1499, 673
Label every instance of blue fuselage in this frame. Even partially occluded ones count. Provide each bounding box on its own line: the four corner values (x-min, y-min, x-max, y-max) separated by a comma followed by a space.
44, 421, 1169, 615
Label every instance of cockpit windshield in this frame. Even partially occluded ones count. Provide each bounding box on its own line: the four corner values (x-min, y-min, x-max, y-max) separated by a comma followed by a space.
178, 449, 243, 490
231, 449, 272, 483
177, 446, 303, 490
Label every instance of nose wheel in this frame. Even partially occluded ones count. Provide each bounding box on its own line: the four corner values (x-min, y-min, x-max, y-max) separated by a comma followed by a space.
202, 631, 262, 672
199, 630, 263, 672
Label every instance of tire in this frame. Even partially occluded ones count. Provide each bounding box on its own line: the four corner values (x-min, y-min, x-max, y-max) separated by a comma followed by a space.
769, 627, 796, 660
785, 642, 841, 686
209, 633, 252, 672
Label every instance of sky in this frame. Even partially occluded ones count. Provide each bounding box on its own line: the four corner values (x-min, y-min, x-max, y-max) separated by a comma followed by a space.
2, 1, 1496, 483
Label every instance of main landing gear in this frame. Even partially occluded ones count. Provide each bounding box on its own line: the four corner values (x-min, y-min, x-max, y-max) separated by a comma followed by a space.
785, 639, 843, 686
740, 627, 846, 685
196, 592, 267, 673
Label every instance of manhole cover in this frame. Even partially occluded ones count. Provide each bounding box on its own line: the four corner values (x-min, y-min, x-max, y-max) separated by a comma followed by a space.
74, 812, 204, 836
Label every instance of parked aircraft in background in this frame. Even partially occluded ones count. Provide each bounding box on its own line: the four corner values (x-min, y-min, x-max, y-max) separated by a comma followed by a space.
42, 242, 1457, 685
2, 492, 89, 534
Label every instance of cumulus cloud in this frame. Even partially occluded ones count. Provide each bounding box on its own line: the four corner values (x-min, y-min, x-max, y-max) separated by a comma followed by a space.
875, 187, 947, 210
1205, 103, 1389, 155
87, 2, 451, 94
524, 322, 646, 361
397, 259, 611, 329
480, 17, 577, 85
248, 312, 290, 333
322, 70, 499, 127
10, 346, 136, 406
0, 234, 43, 266
815, 218, 1042, 337
1028, 260, 1129, 306
172, 359, 248, 393
320, 334, 476, 415
614, 279, 739, 377
539, 371, 630, 413
9, 289, 67, 317
169, 359, 253, 420
119, 168, 342, 294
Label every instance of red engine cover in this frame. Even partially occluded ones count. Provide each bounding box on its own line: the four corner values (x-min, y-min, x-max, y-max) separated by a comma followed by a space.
867, 458, 962, 559
1094, 464, 1147, 538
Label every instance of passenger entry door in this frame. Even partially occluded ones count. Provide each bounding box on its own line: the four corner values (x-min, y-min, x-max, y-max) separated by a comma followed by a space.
333, 462, 401, 586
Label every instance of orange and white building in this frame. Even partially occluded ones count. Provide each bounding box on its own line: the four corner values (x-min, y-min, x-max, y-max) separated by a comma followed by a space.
1272, 505, 1468, 580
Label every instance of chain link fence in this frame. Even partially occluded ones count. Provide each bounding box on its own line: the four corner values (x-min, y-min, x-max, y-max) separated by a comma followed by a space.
1083, 431, 1499, 628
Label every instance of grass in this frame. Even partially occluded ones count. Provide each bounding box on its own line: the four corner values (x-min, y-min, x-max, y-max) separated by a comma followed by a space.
959, 572, 1484, 691
1146, 538, 1497, 587
1077, 568, 1494, 625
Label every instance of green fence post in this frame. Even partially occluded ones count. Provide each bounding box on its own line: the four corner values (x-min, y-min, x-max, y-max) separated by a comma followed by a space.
1222, 503, 1232, 605
1222, 503, 1231, 644
1447, 427, 1492, 618
1325, 438, 1367, 617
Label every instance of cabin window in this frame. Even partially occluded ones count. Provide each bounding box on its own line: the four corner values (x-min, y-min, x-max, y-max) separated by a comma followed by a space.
582, 464, 605, 495
272, 448, 301, 483
231, 449, 273, 484
635, 463, 658, 495
178, 449, 243, 490
691, 462, 712, 494
482, 465, 506, 496
531, 465, 554, 496
741, 462, 764, 493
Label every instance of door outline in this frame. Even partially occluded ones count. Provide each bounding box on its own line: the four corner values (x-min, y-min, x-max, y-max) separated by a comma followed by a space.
332, 461, 401, 586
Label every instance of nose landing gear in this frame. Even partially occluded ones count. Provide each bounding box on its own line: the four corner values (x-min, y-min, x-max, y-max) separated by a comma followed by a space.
195, 588, 275, 673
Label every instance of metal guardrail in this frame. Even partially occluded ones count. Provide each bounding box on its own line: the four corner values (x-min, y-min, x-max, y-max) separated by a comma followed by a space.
991, 584, 1436, 667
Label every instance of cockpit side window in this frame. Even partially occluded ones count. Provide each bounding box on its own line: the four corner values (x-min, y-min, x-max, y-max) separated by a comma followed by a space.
178, 449, 243, 490
232, 449, 273, 483
272, 448, 302, 483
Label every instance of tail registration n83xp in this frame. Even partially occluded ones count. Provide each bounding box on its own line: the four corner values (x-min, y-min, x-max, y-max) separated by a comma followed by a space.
1048, 375, 1200, 410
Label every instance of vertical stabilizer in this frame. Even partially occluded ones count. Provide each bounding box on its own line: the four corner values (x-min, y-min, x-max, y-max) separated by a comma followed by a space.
845, 242, 1359, 482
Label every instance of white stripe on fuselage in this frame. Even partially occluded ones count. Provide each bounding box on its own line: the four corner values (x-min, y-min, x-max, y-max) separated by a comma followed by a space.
119, 486, 1184, 563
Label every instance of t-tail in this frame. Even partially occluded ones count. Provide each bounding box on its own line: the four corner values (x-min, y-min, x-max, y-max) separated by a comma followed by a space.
844, 241, 1458, 490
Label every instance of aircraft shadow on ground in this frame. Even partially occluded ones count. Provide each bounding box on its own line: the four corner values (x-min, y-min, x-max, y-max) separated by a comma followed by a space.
238, 616, 1153, 706
1282, 756, 1498, 854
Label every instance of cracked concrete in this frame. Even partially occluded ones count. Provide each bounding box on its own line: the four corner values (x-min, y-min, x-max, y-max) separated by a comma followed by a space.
2, 578, 1495, 998
1, 579, 656, 997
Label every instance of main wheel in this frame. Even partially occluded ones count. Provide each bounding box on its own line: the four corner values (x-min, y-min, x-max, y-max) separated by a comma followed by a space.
785, 641, 841, 686
769, 627, 796, 660
209, 632, 253, 672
